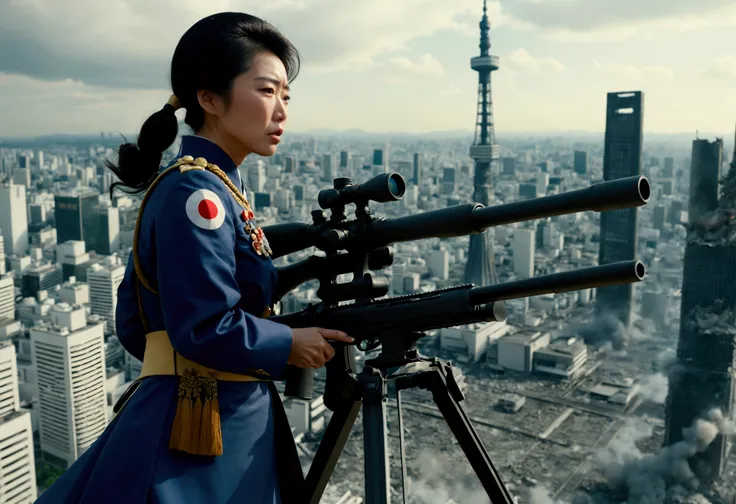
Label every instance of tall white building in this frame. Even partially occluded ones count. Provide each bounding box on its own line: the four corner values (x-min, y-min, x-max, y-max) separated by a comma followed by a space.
87, 255, 125, 334
0, 343, 21, 417
275, 188, 292, 213
0, 182, 29, 257
99, 205, 121, 255
246, 161, 266, 193
0, 342, 37, 503
322, 154, 335, 181
0, 234, 5, 275
429, 249, 449, 280
0, 275, 14, 321
536, 172, 549, 196
512, 229, 535, 279
31, 304, 107, 467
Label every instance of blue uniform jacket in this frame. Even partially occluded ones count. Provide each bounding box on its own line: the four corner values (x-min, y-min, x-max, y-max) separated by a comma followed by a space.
35, 135, 302, 504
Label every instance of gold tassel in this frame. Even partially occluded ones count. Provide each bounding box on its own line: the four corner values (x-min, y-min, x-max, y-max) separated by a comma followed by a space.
189, 394, 204, 453
169, 369, 198, 454
169, 370, 223, 457
198, 374, 223, 456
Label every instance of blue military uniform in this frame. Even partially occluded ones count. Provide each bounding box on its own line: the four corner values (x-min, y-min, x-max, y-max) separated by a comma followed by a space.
36, 135, 303, 503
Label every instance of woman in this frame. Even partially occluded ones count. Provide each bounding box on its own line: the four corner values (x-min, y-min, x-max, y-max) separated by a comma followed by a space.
36, 12, 353, 504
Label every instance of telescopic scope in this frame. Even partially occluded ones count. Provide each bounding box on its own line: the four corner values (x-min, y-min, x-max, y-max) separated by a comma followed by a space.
318, 173, 406, 209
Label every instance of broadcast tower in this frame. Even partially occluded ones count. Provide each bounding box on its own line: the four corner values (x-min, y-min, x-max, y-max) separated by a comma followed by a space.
464, 0, 500, 287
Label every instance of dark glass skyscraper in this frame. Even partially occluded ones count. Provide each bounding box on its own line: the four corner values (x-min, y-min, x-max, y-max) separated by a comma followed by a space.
573, 150, 587, 175
54, 189, 100, 252
688, 138, 723, 223
595, 91, 644, 330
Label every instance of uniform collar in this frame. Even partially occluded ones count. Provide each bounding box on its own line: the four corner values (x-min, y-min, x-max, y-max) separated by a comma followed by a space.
175, 135, 240, 184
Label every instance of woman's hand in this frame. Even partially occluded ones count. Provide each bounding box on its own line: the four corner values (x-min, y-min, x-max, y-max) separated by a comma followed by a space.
288, 328, 354, 369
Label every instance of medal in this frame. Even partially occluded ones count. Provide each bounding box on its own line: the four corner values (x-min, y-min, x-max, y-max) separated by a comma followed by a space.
236, 185, 270, 258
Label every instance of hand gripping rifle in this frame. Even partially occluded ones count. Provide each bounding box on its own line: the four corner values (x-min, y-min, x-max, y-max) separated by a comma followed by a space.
263, 173, 651, 504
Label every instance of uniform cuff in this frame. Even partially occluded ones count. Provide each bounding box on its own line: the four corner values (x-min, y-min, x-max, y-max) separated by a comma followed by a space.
253, 318, 293, 378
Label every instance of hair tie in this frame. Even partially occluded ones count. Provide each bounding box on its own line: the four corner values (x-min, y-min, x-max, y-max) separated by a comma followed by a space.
166, 94, 182, 111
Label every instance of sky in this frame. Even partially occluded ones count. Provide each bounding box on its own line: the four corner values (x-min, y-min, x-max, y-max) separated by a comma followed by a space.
0, 0, 735, 137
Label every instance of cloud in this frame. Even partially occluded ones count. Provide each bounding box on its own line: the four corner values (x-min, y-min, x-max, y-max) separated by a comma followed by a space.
440, 85, 462, 96
594, 61, 676, 81
0, 0, 500, 88
504, 49, 564, 74
702, 55, 736, 82
0, 72, 167, 137
503, 0, 736, 33
388, 53, 444, 76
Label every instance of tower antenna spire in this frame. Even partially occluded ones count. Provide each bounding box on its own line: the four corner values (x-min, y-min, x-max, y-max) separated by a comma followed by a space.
465, 0, 500, 287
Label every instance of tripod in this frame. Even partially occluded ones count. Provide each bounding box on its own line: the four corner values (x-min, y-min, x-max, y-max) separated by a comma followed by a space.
302, 330, 515, 504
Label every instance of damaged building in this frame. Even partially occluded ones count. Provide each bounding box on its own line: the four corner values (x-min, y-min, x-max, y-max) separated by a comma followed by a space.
664, 138, 736, 485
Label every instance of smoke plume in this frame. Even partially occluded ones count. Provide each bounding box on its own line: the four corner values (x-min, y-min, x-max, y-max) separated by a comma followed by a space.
598, 409, 736, 504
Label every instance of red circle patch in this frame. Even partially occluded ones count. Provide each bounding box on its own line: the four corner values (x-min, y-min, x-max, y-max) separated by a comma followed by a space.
198, 199, 218, 219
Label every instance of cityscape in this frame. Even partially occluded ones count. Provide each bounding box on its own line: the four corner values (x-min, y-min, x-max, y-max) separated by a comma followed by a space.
1, 1, 736, 504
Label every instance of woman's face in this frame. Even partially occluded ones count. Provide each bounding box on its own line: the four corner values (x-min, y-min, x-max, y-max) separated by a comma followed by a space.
217, 51, 290, 157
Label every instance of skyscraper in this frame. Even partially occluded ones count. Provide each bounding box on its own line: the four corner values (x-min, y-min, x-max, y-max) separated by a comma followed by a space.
688, 138, 723, 223
0, 342, 36, 503
0, 275, 14, 322
54, 188, 99, 253
339, 151, 350, 170
595, 91, 644, 329
664, 123, 736, 484
512, 229, 535, 279
372, 148, 385, 167
32, 304, 107, 467
0, 235, 5, 275
97, 205, 120, 256
412, 152, 422, 185
322, 153, 335, 181
465, 0, 499, 288
0, 181, 28, 257
574, 151, 587, 175
87, 256, 125, 335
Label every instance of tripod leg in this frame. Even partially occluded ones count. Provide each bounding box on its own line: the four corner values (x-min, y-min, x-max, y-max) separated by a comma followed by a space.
305, 401, 362, 504
397, 388, 408, 504
361, 369, 391, 504
427, 366, 515, 504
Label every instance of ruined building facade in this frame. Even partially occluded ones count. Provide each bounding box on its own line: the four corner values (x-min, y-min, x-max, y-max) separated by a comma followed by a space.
665, 244, 736, 484
664, 127, 736, 484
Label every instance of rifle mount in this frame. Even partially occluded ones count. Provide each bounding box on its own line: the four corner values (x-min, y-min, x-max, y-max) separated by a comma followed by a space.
266, 172, 651, 504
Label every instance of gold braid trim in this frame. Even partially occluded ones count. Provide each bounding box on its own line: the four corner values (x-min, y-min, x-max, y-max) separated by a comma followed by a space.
132, 155, 254, 294
132, 164, 182, 294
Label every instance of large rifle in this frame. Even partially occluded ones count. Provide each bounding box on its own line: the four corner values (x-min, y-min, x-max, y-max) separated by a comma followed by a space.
263, 173, 651, 504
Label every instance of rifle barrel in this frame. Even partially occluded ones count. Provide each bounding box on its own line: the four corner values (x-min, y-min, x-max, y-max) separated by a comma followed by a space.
370, 175, 650, 246
468, 260, 645, 306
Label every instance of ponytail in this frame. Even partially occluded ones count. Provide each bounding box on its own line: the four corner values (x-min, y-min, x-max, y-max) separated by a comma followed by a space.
107, 95, 181, 198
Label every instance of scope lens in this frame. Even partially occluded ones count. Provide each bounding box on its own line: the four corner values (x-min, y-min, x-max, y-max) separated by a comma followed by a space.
387, 174, 405, 198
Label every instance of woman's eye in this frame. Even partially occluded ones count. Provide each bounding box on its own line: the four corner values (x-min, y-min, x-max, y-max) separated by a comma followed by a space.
262, 88, 275, 95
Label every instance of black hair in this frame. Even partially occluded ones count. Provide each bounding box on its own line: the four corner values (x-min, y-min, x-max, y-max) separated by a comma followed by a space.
106, 12, 301, 197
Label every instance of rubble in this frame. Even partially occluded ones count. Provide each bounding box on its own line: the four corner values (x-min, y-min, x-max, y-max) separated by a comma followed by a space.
683, 301, 736, 335
688, 165, 736, 247
299, 331, 736, 504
